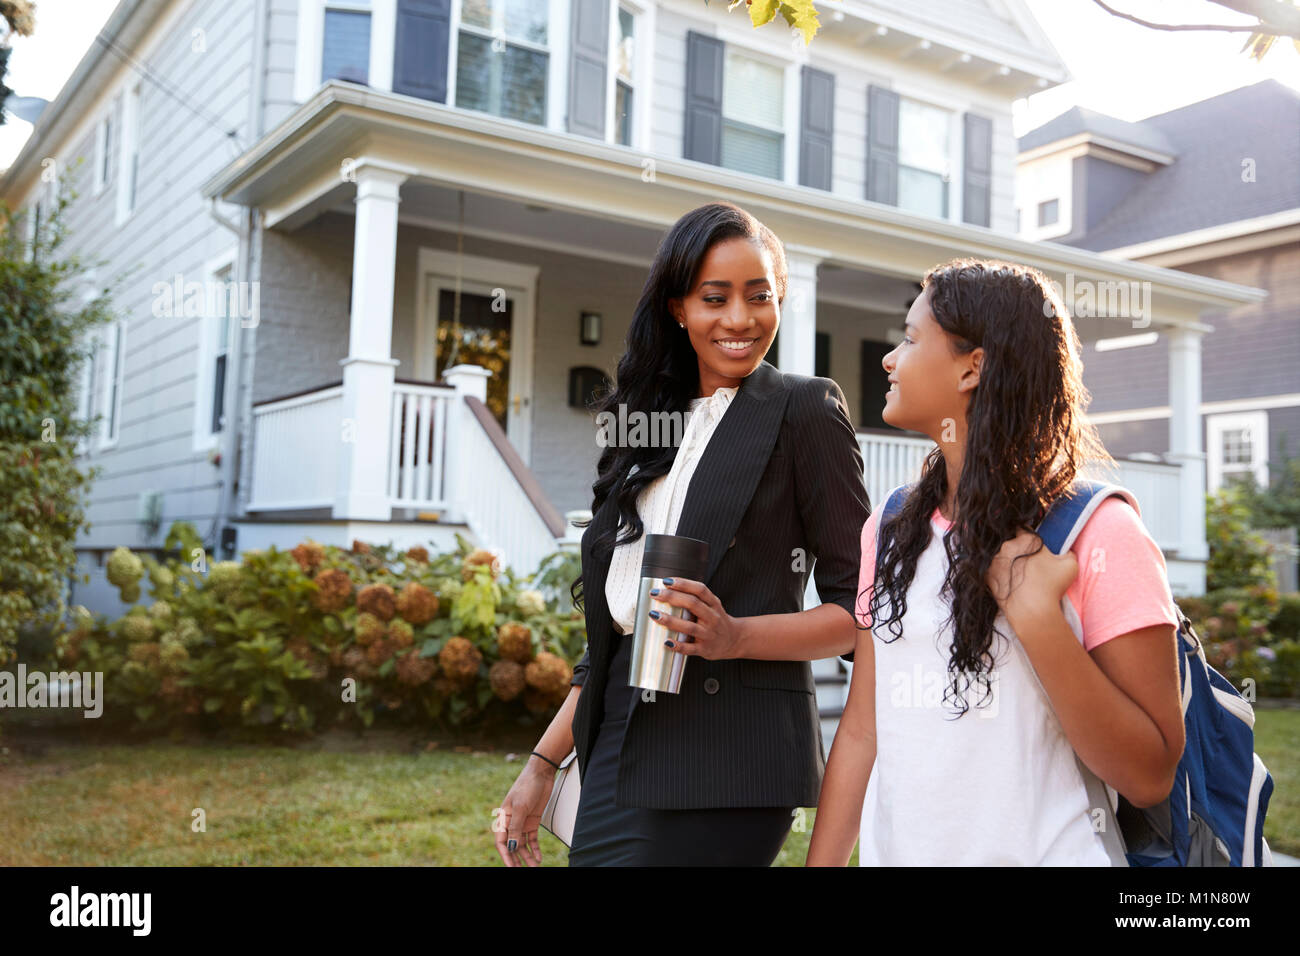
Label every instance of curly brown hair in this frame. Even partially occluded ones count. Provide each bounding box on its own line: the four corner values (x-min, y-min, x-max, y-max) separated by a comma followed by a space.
865, 258, 1111, 716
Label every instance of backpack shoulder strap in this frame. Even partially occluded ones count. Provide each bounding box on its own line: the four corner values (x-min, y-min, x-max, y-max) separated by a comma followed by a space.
1035, 480, 1140, 555
875, 483, 913, 554
1036, 478, 1144, 866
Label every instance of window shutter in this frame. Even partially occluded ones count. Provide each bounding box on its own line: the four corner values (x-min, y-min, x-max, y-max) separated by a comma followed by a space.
567, 0, 610, 138
799, 66, 834, 190
393, 0, 451, 102
683, 31, 724, 165
962, 112, 992, 227
865, 85, 898, 205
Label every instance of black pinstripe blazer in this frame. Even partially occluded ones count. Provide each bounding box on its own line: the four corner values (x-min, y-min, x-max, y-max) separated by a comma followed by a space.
568, 359, 871, 809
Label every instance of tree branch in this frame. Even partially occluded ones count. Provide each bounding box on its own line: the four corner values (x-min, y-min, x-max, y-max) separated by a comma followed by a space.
1089, 0, 1298, 38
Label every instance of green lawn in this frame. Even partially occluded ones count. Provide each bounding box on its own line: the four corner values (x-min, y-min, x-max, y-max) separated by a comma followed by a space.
1, 708, 1294, 866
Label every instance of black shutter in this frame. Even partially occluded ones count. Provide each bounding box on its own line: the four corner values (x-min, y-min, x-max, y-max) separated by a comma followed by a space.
865, 85, 898, 205
799, 66, 834, 190
962, 112, 993, 227
683, 31, 724, 165
567, 0, 609, 138
393, 0, 450, 102
212, 353, 227, 433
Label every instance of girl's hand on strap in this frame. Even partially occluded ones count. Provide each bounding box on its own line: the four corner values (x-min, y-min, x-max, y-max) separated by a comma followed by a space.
986, 529, 1079, 633
649, 577, 745, 660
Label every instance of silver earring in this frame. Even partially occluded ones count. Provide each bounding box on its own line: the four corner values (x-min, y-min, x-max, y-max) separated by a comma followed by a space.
678, 323, 685, 329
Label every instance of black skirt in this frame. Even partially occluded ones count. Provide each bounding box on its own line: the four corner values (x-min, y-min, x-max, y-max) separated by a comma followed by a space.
567, 628, 796, 866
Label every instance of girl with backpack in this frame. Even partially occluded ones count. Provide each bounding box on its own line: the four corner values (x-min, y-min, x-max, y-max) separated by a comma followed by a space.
807, 258, 1186, 866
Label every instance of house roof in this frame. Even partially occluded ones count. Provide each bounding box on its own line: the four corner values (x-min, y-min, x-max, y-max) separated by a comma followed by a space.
1018, 105, 1178, 158
1020, 80, 1300, 252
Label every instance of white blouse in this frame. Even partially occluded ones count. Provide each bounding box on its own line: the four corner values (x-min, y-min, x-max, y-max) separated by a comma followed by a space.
605, 385, 739, 635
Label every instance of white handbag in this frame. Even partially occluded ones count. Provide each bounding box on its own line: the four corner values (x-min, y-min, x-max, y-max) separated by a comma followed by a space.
539, 750, 582, 847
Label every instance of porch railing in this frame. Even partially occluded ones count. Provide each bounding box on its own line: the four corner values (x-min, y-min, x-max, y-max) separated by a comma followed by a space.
387, 382, 455, 509
247, 385, 344, 511
856, 431, 1184, 553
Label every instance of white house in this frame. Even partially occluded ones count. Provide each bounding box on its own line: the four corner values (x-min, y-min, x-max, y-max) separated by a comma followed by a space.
1, 0, 1266, 739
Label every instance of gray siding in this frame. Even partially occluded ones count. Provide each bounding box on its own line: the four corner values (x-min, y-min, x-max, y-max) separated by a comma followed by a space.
1084, 244, 1300, 413
48, 0, 260, 551
264, 0, 302, 129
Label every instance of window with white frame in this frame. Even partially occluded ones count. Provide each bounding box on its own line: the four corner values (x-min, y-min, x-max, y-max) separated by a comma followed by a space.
99, 320, 127, 448
456, 0, 549, 125
897, 97, 951, 219
721, 48, 784, 179
321, 1, 372, 84
195, 260, 237, 451
116, 82, 141, 224
93, 107, 114, 196
1208, 411, 1270, 492
1038, 198, 1059, 227
613, 5, 635, 146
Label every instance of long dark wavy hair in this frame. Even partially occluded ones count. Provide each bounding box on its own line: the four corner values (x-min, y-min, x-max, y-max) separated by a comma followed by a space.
569, 202, 788, 613
865, 258, 1111, 716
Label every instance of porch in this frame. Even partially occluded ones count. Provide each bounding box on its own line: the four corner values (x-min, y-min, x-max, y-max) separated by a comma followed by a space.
202, 81, 1266, 597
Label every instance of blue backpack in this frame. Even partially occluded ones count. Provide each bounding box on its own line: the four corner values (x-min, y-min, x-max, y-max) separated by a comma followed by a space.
877, 479, 1275, 866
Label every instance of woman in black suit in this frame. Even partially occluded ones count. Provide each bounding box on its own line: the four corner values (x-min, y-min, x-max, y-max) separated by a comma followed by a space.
495, 202, 870, 866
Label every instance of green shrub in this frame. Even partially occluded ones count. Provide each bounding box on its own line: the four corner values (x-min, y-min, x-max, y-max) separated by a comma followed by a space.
14, 526, 586, 735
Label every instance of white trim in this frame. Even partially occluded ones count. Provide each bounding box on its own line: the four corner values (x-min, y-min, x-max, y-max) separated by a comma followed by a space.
114, 80, 141, 226
607, 0, 652, 150
97, 320, 127, 450
75, 330, 97, 432
370, 0, 395, 92
1086, 393, 1300, 426
192, 246, 240, 453
91, 111, 110, 196
1099, 207, 1300, 262
1207, 410, 1269, 492
414, 248, 539, 463
1017, 131, 1176, 167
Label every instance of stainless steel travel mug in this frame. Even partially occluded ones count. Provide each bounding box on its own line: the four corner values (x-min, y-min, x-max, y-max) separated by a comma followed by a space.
628, 533, 710, 694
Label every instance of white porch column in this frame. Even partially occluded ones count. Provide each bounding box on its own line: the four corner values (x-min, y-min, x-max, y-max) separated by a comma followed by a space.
443, 364, 492, 526
333, 162, 409, 521
779, 246, 822, 376
1166, 325, 1208, 587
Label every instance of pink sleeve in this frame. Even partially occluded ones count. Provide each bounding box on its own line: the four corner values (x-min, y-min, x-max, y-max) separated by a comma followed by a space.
855, 510, 880, 628
1066, 497, 1179, 652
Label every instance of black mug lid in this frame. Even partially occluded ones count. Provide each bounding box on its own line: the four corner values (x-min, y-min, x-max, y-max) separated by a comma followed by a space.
640, 533, 710, 580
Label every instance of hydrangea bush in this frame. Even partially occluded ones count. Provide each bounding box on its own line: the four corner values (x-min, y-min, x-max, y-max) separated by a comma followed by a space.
46, 525, 586, 733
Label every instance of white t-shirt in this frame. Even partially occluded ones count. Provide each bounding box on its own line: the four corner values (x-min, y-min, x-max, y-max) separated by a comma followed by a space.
604, 386, 738, 636
857, 507, 1117, 866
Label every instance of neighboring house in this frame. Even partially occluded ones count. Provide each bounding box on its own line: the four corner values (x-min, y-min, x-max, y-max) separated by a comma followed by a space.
1, 0, 1265, 739
1018, 80, 1299, 584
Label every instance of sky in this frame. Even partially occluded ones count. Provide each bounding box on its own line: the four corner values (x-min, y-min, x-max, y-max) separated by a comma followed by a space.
0, 0, 1297, 169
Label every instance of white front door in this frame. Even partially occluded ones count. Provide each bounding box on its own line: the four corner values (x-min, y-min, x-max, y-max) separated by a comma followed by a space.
416, 250, 538, 465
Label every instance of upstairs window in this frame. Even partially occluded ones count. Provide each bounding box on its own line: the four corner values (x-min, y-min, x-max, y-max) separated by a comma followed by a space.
456, 0, 549, 125
897, 97, 950, 219
322, 1, 372, 84
721, 49, 784, 179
